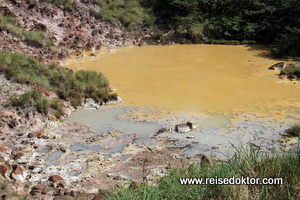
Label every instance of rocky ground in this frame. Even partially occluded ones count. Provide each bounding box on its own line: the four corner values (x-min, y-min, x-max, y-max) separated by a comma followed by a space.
0, 0, 150, 65
0, 74, 188, 199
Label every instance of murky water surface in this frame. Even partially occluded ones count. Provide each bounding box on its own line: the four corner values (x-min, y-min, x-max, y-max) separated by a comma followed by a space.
66, 107, 161, 136
67, 44, 300, 116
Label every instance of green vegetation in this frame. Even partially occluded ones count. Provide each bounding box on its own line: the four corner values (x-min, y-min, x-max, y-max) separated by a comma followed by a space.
0, 13, 53, 49
110, 146, 300, 200
201, 39, 256, 45
9, 90, 63, 117
97, 0, 154, 28
24, 31, 54, 48
45, 0, 74, 12
0, 52, 116, 110
280, 63, 300, 78
0, 13, 23, 37
287, 124, 300, 137
141, 0, 300, 57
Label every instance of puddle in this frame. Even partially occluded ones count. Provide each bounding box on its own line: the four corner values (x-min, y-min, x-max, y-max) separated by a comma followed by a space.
66, 107, 162, 136
46, 150, 64, 162
70, 142, 103, 152
38, 145, 52, 154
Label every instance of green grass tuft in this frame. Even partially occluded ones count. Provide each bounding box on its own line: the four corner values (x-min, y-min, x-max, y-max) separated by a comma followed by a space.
281, 63, 300, 77
0, 52, 115, 109
9, 90, 64, 116
109, 146, 300, 200
0, 13, 53, 49
97, 0, 154, 28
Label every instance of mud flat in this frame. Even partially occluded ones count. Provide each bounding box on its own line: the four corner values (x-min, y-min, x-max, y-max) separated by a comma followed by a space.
67, 106, 298, 161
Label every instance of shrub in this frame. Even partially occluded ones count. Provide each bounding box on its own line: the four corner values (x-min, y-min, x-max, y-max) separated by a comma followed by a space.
10, 90, 64, 116
97, 0, 154, 28
0, 52, 115, 108
10, 90, 42, 107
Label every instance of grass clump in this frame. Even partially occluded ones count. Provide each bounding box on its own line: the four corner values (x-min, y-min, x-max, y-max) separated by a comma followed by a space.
0, 14, 18, 25
24, 31, 54, 48
110, 146, 300, 200
10, 90, 63, 116
0, 52, 115, 109
0, 13, 53, 48
46, 0, 74, 12
281, 63, 300, 77
0, 13, 23, 37
97, 0, 154, 28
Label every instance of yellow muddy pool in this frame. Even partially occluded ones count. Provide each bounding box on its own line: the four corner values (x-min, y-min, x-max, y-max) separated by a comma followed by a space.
67, 44, 300, 117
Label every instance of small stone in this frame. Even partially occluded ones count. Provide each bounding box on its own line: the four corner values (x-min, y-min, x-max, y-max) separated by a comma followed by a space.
0, 145, 8, 152
176, 123, 190, 133
28, 125, 47, 138
13, 165, 23, 174
0, 124, 10, 134
186, 135, 195, 139
186, 122, 199, 130
49, 175, 64, 183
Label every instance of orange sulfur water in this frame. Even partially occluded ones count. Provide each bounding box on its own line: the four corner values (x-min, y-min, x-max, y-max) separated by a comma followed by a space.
67, 44, 300, 118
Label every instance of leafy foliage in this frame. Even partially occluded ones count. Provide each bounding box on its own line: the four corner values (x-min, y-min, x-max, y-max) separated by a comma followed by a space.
144, 0, 300, 57
97, 0, 155, 28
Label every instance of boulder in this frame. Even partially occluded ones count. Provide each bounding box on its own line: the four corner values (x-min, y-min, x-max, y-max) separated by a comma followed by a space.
11, 165, 25, 182
186, 122, 198, 130
28, 126, 46, 138
30, 184, 45, 196
268, 62, 286, 70
175, 123, 190, 133
61, 108, 72, 117
33, 23, 47, 32
24, 39, 43, 48
42, 185, 55, 195
49, 175, 64, 183
0, 164, 11, 178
